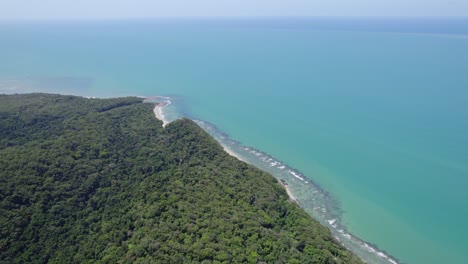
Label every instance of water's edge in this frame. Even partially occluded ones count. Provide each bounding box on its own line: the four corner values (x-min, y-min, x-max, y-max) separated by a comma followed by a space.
144, 96, 399, 264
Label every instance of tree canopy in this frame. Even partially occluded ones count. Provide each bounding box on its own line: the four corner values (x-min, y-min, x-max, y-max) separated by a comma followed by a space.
0, 93, 363, 264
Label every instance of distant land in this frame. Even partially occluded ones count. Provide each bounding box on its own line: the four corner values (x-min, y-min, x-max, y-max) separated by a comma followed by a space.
0, 93, 364, 263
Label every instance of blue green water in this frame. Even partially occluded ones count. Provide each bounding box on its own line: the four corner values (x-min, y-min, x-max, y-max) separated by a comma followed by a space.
1, 18, 468, 264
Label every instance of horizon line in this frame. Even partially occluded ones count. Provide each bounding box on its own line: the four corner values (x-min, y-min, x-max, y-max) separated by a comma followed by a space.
1, 15, 468, 23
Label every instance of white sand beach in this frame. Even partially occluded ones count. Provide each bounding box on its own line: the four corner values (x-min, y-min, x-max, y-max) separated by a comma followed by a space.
223, 146, 245, 161
283, 184, 298, 202
153, 103, 169, 127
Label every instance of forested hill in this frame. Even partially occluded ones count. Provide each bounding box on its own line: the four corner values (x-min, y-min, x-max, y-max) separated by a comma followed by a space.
0, 93, 363, 264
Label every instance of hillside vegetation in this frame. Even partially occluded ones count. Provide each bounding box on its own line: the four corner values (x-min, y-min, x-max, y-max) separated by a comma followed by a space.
0, 93, 363, 264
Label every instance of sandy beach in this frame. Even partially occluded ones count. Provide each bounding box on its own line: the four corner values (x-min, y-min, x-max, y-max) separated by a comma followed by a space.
153, 102, 170, 127
223, 146, 245, 161
283, 184, 298, 202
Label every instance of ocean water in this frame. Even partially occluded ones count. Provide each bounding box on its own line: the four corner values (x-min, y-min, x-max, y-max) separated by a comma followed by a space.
1, 18, 467, 264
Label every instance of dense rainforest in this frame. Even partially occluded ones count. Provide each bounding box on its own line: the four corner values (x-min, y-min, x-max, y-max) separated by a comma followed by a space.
0, 93, 363, 264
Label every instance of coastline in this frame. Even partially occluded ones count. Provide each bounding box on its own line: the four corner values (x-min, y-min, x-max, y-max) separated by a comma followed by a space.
81, 94, 397, 264
223, 145, 297, 203
192, 118, 400, 264
143, 96, 399, 264
223, 144, 298, 203
223, 146, 245, 161
3, 16, 467, 262
146, 97, 300, 205
153, 103, 169, 127
283, 184, 298, 202
145, 97, 171, 128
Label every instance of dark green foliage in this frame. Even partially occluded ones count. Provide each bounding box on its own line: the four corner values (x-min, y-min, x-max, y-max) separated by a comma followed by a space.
0, 93, 363, 264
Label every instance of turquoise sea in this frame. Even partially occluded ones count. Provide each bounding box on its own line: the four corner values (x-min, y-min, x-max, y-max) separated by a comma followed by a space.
1, 18, 467, 264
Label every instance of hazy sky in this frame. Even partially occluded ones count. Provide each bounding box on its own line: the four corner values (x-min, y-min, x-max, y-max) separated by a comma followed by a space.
1, 0, 467, 20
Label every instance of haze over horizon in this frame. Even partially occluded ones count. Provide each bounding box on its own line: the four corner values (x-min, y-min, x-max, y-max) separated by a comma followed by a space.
1, 0, 467, 21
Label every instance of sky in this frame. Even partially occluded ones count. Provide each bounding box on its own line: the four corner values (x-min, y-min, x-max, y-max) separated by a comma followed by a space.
0, 0, 467, 20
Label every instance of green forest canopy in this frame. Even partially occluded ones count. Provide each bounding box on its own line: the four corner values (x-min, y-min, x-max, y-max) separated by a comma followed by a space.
0, 93, 363, 264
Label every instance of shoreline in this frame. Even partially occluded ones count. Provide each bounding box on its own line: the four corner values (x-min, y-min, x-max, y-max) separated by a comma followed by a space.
283, 184, 298, 202
152, 102, 170, 127
83, 94, 399, 264
222, 145, 298, 203
145, 96, 399, 264
143, 96, 172, 128
193, 118, 400, 264
223, 146, 245, 161
221, 146, 399, 264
